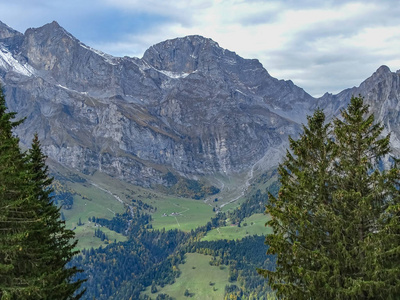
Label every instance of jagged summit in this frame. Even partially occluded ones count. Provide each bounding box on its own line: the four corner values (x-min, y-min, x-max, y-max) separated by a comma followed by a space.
375, 65, 391, 73
357, 65, 397, 95
365, 65, 393, 83
24, 21, 77, 45
20, 21, 81, 72
143, 35, 222, 73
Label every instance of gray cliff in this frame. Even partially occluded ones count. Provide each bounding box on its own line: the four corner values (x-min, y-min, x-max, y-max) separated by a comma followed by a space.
0, 21, 399, 186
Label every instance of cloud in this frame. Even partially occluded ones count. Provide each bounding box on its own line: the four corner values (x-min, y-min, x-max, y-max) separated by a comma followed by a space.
0, 0, 400, 96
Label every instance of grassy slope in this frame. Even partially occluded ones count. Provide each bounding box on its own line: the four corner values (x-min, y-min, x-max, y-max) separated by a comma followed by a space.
52, 162, 277, 298
201, 213, 272, 242
144, 253, 231, 300
53, 160, 276, 246
149, 196, 214, 231
55, 167, 217, 248
61, 180, 127, 250
89, 171, 216, 232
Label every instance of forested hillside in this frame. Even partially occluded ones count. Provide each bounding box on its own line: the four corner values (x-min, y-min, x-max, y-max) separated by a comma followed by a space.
72, 185, 277, 299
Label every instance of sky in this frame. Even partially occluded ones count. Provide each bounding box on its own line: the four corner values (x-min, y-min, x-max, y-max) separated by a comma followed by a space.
0, 0, 399, 97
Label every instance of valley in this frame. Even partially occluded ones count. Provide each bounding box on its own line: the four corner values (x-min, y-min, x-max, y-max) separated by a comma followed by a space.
1, 19, 400, 299
53, 158, 265, 250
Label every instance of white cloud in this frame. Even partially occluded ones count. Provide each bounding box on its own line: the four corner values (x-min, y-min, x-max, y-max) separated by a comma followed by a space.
1, 0, 400, 96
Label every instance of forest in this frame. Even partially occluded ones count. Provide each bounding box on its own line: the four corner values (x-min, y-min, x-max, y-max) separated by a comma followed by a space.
73, 186, 275, 299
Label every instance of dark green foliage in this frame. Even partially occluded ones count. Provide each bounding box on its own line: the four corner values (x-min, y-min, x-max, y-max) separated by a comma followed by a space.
75, 228, 188, 299
163, 171, 178, 186
130, 198, 156, 212
92, 210, 136, 235
151, 282, 158, 294
163, 176, 220, 200
0, 87, 84, 299
0, 84, 36, 299
155, 294, 174, 300
51, 180, 75, 209
260, 96, 400, 299
60, 192, 74, 209
94, 228, 108, 241
191, 236, 275, 299
25, 134, 85, 299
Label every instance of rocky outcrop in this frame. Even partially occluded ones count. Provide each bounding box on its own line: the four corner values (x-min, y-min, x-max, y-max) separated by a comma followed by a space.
317, 65, 400, 155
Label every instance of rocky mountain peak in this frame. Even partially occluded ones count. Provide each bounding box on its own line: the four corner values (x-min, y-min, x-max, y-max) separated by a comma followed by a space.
24, 21, 75, 41
368, 65, 392, 81
317, 65, 400, 145
141, 34, 263, 79
21, 21, 79, 71
356, 65, 399, 99
142, 35, 223, 73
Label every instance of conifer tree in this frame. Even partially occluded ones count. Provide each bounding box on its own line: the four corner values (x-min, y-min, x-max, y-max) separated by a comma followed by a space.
259, 109, 334, 299
260, 96, 400, 299
0, 86, 85, 299
325, 96, 392, 298
25, 134, 85, 299
0, 85, 39, 298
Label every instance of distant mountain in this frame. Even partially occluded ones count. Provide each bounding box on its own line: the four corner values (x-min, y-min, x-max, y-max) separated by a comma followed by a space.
0, 21, 399, 186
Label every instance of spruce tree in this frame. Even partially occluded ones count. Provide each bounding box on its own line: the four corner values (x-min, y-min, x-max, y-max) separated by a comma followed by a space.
259, 109, 334, 299
0, 86, 85, 299
326, 96, 391, 298
0, 86, 39, 298
25, 134, 85, 299
260, 96, 400, 299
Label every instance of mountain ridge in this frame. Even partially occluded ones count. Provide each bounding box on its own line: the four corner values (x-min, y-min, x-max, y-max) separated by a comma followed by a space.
0, 21, 399, 187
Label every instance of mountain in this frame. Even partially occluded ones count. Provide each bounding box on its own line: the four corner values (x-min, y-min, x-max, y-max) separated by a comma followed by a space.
0, 21, 314, 187
0, 21, 399, 187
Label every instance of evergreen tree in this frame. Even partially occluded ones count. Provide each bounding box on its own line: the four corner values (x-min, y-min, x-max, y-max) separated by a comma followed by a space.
260, 96, 400, 299
25, 133, 85, 299
325, 96, 393, 298
0, 86, 39, 298
259, 109, 334, 299
0, 86, 85, 299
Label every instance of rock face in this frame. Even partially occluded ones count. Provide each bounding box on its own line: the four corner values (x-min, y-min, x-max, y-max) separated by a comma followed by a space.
0, 21, 399, 186
318, 65, 400, 155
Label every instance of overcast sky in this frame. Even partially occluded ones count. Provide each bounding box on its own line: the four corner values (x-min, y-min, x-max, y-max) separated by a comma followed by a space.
0, 0, 399, 97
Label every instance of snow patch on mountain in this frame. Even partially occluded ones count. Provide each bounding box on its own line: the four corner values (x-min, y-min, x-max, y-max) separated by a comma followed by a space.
157, 70, 190, 79
0, 46, 35, 76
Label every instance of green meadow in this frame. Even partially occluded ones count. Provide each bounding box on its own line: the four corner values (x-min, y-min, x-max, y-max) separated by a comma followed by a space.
61, 179, 127, 250
148, 197, 214, 231
55, 164, 273, 250
201, 213, 272, 242
144, 253, 231, 300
